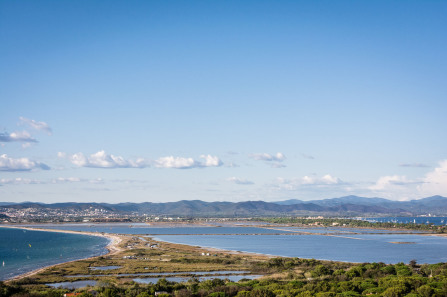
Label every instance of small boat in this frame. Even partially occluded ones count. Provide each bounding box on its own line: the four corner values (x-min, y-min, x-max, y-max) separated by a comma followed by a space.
2, 261, 4, 267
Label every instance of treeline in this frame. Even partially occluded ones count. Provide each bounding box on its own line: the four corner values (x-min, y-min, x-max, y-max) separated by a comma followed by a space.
259, 218, 447, 232
3, 258, 447, 297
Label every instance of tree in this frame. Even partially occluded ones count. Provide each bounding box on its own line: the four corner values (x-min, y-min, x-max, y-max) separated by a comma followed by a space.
417, 285, 434, 297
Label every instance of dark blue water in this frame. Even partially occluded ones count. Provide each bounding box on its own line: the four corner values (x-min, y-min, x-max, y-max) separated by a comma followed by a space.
20, 224, 289, 235
155, 233, 447, 264
0, 227, 109, 281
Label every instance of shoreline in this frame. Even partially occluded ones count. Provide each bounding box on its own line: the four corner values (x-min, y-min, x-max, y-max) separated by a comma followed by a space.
0, 225, 124, 283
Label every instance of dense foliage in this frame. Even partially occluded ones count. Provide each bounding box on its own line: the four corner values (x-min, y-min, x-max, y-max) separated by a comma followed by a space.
3, 258, 447, 297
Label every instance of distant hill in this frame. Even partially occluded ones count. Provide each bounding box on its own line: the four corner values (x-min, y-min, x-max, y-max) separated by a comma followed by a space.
2, 196, 447, 217
0, 202, 17, 206
275, 195, 447, 215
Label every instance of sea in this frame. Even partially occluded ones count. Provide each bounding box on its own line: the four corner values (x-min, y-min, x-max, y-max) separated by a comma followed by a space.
0, 227, 110, 281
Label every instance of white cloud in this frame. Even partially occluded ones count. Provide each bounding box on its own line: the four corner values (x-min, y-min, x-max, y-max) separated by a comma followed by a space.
155, 155, 223, 169
417, 160, 447, 196
250, 152, 286, 162
57, 152, 67, 158
227, 177, 254, 185
200, 155, 223, 167
369, 175, 413, 191
301, 174, 341, 185
0, 154, 50, 171
19, 117, 52, 135
0, 131, 37, 143
276, 174, 342, 190
66, 151, 149, 168
62, 151, 223, 170
155, 156, 199, 169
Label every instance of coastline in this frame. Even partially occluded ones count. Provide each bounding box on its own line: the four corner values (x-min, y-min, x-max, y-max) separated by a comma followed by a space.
0, 225, 124, 282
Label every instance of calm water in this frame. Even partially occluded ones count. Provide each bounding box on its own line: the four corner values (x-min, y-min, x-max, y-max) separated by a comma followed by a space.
133, 275, 262, 285
155, 233, 447, 264
0, 227, 109, 281
47, 280, 97, 289
66, 271, 251, 278
363, 217, 447, 225
19, 224, 290, 235
278, 227, 426, 234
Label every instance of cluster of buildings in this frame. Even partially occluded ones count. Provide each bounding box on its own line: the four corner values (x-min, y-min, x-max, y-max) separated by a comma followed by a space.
0, 206, 123, 223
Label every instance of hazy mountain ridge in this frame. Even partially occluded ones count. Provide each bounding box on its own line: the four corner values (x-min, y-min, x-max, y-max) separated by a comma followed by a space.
1, 196, 447, 217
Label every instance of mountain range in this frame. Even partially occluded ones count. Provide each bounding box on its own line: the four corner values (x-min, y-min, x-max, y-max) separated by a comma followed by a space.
1, 195, 447, 217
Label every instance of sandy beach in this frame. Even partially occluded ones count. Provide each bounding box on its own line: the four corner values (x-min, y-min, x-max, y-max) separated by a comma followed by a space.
1, 225, 124, 282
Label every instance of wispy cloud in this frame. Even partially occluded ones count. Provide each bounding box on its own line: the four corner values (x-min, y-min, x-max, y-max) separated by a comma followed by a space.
0, 177, 105, 186
227, 177, 254, 185
52, 177, 83, 183
271, 163, 286, 168
399, 163, 430, 168
301, 153, 315, 160
250, 152, 286, 162
64, 150, 148, 169
19, 117, 52, 135
51, 177, 105, 184
0, 131, 37, 143
0, 154, 50, 171
0, 177, 43, 185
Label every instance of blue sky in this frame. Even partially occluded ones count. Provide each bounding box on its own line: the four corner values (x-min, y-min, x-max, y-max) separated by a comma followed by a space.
1, 0, 446, 203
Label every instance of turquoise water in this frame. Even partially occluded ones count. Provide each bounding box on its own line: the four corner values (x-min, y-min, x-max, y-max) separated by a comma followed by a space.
0, 227, 110, 281
155, 233, 447, 264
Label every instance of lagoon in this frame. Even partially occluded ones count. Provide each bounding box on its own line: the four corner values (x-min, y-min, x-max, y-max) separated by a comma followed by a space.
155, 233, 447, 264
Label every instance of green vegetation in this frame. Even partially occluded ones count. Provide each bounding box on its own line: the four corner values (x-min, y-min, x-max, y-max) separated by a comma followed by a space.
4, 258, 447, 297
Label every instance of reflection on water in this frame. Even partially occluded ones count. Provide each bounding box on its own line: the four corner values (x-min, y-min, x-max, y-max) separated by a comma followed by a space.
66, 271, 251, 278
48, 275, 261, 288
89, 266, 121, 271
47, 280, 97, 289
